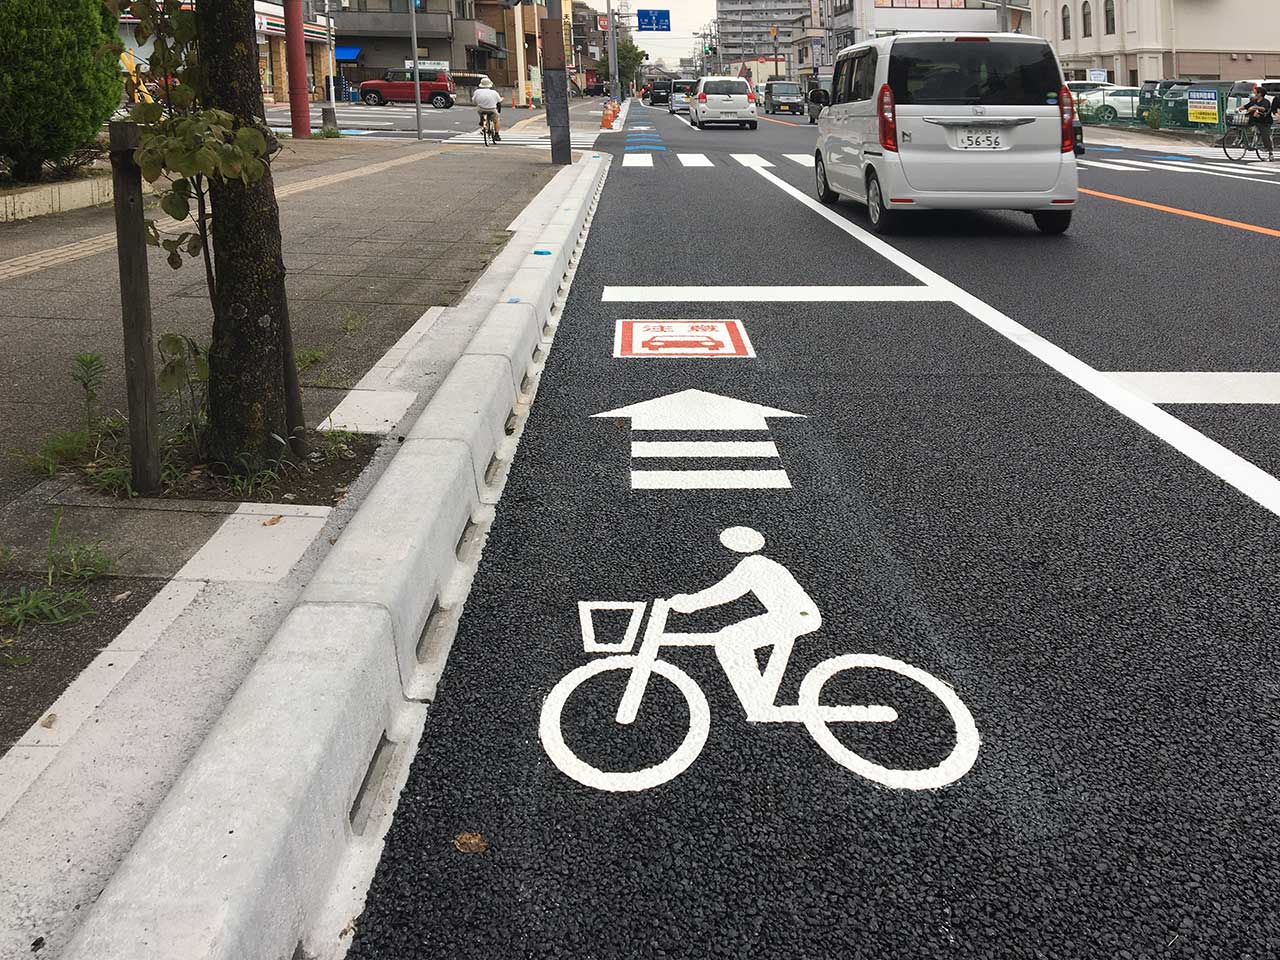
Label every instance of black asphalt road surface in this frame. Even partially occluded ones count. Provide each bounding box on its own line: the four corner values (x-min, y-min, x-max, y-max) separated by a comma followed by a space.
348, 104, 1280, 959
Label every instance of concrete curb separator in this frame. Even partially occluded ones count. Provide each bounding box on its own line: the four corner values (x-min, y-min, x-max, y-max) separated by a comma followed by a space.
59, 152, 610, 960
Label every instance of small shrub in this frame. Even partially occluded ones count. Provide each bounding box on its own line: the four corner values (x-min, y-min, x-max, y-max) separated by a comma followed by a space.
45, 508, 113, 585
71, 352, 105, 429
0, 585, 93, 633
295, 347, 328, 373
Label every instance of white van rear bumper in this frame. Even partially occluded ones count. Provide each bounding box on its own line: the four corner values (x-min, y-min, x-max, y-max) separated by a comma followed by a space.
872, 155, 1078, 210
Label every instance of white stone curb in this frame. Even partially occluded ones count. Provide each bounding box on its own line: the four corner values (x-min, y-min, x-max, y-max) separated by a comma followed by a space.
59, 152, 610, 960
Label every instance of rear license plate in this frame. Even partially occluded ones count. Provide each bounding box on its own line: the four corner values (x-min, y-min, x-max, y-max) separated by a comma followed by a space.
957, 128, 1002, 149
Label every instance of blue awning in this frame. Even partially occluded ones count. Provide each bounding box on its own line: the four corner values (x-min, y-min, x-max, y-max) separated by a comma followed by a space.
333, 45, 362, 62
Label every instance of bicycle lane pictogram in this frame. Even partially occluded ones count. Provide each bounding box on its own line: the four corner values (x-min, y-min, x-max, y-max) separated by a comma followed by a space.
349, 153, 1280, 958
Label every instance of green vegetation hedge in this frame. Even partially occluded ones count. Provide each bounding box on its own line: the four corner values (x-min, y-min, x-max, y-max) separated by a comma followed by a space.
0, 0, 122, 182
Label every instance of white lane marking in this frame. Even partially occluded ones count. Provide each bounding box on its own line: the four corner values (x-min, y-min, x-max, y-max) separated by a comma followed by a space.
603, 285, 949, 302
622, 153, 654, 167
1076, 159, 1140, 171
732, 153, 774, 168
677, 153, 714, 167
672, 113, 701, 131
631, 440, 780, 458
1133, 158, 1279, 177
1104, 371, 1280, 404
784, 154, 816, 167
631, 469, 792, 489
753, 164, 1280, 519
1112, 157, 1280, 184
595, 389, 804, 431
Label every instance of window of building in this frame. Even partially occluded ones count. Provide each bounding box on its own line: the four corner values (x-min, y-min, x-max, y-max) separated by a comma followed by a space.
1061, 4, 1071, 39
1104, 0, 1115, 34
454, 0, 474, 17
1081, 1, 1092, 37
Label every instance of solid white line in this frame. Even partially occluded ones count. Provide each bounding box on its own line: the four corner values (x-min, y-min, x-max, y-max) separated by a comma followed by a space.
1113, 157, 1280, 184
631, 469, 791, 489
784, 154, 816, 167
1132, 158, 1279, 177
631, 441, 780, 458
1076, 159, 1139, 171
672, 113, 701, 131
1104, 371, 1280, 404
732, 153, 774, 168
603, 285, 948, 302
622, 154, 654, 167
677, 153, 714, 167
753, 164, 1280, 519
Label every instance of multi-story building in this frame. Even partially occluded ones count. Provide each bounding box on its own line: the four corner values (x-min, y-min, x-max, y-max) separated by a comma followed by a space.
716, 0, 811, 62
1028, 0, 1280, 83
571, 0, 607, 87
333, 0, 506, 84
827, 0, 998, 55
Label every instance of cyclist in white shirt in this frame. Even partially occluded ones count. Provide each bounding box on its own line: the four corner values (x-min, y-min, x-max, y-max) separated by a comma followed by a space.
473, 76, 503, 141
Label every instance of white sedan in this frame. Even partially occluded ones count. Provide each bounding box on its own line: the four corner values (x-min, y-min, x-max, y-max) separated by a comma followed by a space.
1080, 86, 1140, 121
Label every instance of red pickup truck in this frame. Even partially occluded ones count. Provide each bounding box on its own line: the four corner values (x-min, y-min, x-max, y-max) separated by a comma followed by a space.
359, 68, 455, 109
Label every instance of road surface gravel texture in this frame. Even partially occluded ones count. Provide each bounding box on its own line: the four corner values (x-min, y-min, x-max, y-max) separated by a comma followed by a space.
347, 108, 1280, 959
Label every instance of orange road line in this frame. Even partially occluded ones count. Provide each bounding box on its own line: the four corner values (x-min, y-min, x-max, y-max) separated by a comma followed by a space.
757, 115, 807, 126
1079, 187, 1280, 238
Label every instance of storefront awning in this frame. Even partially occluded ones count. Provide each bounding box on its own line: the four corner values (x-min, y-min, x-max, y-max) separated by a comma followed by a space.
333, 45, 362, 62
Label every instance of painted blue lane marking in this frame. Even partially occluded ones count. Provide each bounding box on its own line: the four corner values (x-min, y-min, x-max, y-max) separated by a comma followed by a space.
623, 145, 667, 151
1088, 146, 1123, 152
1138, 154, 1192, 161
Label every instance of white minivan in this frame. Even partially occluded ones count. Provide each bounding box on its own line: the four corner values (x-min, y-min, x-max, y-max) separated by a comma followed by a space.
811, 33, 1078, 234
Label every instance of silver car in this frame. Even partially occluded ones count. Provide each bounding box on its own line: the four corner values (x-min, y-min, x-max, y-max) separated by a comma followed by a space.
690, 76, 758, 130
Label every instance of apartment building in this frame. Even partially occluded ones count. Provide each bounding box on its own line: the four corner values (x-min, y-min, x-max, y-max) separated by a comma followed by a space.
1029, 0, 1280, 83
716, 0, 811, 62
829, 0, 997, 53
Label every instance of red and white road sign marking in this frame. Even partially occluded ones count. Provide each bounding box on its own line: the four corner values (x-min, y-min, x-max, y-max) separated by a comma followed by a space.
613, 320, 755, 359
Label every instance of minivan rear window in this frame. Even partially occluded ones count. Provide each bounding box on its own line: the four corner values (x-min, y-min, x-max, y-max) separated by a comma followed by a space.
673, 80, 696, 93
704, 80, 750, 95
887, 40, 1062, 106
653, 81, 672, 90
771, 83, 801, 95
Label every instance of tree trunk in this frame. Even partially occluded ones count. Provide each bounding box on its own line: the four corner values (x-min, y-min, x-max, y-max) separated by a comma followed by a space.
196, 0, 306, 472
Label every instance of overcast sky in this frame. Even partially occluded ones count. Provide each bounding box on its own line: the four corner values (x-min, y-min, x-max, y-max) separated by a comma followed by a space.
623, 0, 718, 64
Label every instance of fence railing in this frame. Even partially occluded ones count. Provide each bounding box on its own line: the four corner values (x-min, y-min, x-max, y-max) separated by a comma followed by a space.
1077, 88, 1252, 138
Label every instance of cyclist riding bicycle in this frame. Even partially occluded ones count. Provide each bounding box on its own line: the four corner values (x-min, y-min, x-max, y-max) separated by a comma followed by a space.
1239, 86, 1274, 161
473, 76, 502, 142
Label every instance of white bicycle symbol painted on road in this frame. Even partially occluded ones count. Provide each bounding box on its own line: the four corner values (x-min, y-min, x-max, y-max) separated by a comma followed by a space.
539, 527, 981, 793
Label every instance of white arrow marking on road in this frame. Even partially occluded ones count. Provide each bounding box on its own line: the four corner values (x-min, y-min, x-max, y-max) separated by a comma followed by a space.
594, 389, 804, 431
632, 440, 780, 458
784, 154, 816, 167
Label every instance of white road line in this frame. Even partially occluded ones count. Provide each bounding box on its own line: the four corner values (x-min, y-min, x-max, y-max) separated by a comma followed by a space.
622, 153, 654, 167
631, 469, 792, 489
1077, 159, 1140, 171
1134, 158, 1279, 176
677, 153, 714, 167
784, 154, 816, 167
631, 441, 780, 458
1104, 371, 1280, 404
1113, 157, 1280, 184
672, 113, 701, 132
753, 164, 1280, 520
732, 154, 774, 168
603, 285, 948, 302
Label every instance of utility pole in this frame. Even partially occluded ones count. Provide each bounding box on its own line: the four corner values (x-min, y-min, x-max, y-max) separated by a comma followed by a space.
606, 0, 620, 98
513, 2, 527, 106
408, 0, 423, 139
998, 0, 1009, 31
283, 0, 311, 138
544, 0, 572, 164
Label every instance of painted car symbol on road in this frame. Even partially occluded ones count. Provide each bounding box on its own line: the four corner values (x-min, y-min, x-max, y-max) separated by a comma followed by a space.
640, 334, 725, 352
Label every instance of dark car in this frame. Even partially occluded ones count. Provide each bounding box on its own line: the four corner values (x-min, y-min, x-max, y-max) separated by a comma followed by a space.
649, 80, 672, 105
764, 80, 804, 115
584, 81, 607, 96
360, 68, 455, 108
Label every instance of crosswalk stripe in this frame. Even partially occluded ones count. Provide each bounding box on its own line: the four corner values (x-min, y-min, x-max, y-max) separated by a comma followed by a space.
1077, 159, 1139, 171
622, 154, 654, 167
1144, 158, 1278, 177
1111, 157, 1280, 185
784, 154, 815, 167
731, 154, 773, 168
677, 153, 713, 167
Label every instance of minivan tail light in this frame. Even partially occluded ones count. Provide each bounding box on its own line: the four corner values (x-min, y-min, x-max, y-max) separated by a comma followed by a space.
698, 91, 707, 102
877, 83, 898, 152
1058, 84, 1075, 153
747, 91, 756, 103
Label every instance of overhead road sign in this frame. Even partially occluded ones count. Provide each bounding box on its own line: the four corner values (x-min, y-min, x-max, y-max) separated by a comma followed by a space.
636, 9, 671, 31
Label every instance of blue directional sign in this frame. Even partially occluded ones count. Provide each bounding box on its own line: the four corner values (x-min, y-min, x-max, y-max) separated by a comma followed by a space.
636, 8, 671, 31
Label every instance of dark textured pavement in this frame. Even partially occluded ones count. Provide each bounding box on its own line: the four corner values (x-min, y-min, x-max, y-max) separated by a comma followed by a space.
349, 105, 1280, 959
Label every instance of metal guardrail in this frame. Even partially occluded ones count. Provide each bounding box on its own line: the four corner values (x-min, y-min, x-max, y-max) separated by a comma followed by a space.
1079, 87, 1264, 137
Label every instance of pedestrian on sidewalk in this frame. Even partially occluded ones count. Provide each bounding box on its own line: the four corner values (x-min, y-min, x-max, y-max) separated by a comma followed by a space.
474, 76, 503, 142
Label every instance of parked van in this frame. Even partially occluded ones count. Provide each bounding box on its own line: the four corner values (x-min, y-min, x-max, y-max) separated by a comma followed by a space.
811, 33, 1077, 234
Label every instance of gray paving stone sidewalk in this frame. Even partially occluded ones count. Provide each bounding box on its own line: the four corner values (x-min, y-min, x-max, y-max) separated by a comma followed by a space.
0, 138, 557, 507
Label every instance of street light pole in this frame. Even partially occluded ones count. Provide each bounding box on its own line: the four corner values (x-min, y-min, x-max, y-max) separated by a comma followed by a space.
326, 0, 337, 111
408, 0, 423, 140
606, 0, 620, 99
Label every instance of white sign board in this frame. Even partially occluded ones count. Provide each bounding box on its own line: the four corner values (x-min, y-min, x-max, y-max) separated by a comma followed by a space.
1087, 68, 1108, 82
405, 59, 450, 71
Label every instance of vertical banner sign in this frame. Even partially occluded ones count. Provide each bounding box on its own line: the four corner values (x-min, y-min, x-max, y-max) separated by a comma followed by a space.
564, 12, 574, 68
1187, 89, 1219, 124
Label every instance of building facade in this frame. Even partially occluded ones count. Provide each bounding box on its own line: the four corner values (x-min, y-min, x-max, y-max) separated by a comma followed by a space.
119, 0, 336, 104
1029, 0, 1280, 83
716, 0, 811, 62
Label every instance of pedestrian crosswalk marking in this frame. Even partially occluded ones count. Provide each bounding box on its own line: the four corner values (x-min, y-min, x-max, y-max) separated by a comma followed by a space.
622, 154, 654, 167
1077, 159, 1137, 171
445, 132, 599, 146
677, 153, 714, 167
784, 154, 815, 167
731, 154, 774, 168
